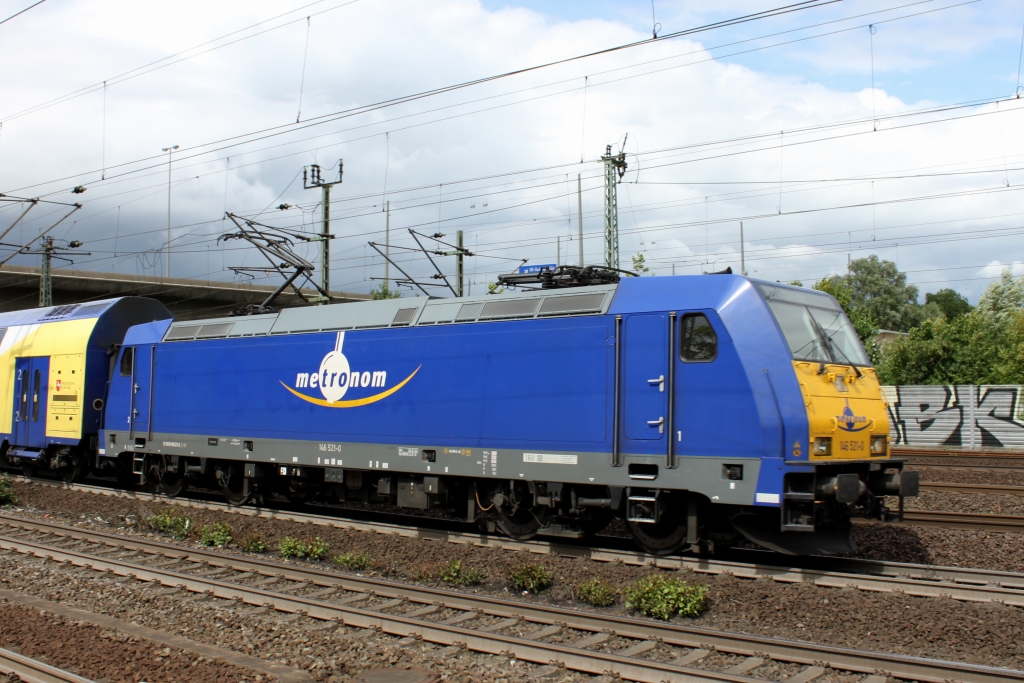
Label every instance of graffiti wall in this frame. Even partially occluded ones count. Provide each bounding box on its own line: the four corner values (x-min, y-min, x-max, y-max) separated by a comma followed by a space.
881, 385, 1024, 448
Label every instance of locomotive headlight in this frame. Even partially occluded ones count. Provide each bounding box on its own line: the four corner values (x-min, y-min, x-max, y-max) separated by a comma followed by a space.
870, 435, 888, 456
813, 437, 832, 456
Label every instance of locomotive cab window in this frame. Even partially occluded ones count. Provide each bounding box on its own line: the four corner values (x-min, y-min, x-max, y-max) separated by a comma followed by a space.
119, 347, 134, 376
680, 314, 717, 362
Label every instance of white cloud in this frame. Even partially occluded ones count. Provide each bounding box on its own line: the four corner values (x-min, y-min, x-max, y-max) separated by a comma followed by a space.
0, 0, 1020, 300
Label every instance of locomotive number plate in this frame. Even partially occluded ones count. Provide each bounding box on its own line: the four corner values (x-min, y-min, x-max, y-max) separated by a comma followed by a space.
839, 440, 865, 453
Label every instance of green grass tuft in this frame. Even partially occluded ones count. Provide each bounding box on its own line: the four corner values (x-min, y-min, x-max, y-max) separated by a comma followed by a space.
0, 474, 17, 506
198, 523, 233, 547
507, 563, 552, 594
333, 551, 373, 570
575, 578, 616, 607
623, 575, 707, 620
148, 509, 192, 540
240, 535, 268, 553
439, 559, 484, 586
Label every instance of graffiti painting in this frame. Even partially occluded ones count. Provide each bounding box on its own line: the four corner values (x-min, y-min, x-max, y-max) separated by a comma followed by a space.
883, 385, 1024, 448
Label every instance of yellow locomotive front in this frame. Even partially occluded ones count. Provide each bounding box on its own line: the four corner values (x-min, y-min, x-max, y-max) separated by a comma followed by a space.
754, 282, 918, 553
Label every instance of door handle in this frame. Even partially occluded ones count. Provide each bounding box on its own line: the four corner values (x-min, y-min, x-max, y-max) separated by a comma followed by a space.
648, 375, 665, 392
648, 416, 665, 434
133, 383, 140, 393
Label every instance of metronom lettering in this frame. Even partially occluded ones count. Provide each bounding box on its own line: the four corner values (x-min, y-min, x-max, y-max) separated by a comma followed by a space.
295, 370, 386, 389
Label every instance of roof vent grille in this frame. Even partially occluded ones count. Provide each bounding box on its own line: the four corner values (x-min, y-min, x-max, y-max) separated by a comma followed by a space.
538, 292, 607, 316
455, 302, 485, 321
39, 304, 79, 321
391, 308, 419, 326
480, 298, 541, 320
197, 323, 233, 338
165, 325, 200, 340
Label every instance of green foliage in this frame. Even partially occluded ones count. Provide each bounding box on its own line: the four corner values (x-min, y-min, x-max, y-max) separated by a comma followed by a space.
813, 275, 878, 355
0, 474, 18, 506
240, 535, 268, 553
148, 509, 193, 540
788, 280, 804, 287
631, 253, 650, 275
575, 578, 616, 607
198, 523, 233, 547
439, 559, 484, 586
623, 575, 707, 620
507, 563, 553, 593
370, 282, 401, 300
874, 271, 1024, 385
845, 255, 924, 332
333, 551, 373, 570
977, 270, 1024, 322
279, 536, 307, 558
926, 288, 972, 320
305, 537, 330, 561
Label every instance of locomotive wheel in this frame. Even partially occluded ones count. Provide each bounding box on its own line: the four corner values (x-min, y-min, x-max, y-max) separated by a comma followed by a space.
59, 454, 85, 484
627, 495, 689, 556
215, 463, 250, 506
146, 455, 188, 497
496, 504, 549, 540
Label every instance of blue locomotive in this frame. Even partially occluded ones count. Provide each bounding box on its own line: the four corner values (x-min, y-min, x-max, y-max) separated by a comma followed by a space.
0, 273, 918, 555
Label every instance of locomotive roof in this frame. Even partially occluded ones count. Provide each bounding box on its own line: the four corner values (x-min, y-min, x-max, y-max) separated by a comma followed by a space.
161, 284, 618, 341
0, 298, 122, 328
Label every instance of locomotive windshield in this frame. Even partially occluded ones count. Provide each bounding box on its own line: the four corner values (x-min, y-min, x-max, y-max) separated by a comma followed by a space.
756, 283, 870, 366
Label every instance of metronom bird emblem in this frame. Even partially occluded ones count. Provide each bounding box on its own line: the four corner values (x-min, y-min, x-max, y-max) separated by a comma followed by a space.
281, 331, 419, 408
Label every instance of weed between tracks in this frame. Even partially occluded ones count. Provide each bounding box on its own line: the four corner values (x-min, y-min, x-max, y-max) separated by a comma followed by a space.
438, 559, 485, 586
623, 575, 708, 619
0, 474, 17, 507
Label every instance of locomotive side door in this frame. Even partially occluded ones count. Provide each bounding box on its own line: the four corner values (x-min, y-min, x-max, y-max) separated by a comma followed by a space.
131, 345, 155, 439
622, 314, 669, 449
12, 357, 50, 448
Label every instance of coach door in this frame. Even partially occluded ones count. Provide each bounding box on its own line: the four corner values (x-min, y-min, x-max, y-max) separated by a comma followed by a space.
130, 345, 155, 440
12, 357, 50, 449
622, 314, 669, 455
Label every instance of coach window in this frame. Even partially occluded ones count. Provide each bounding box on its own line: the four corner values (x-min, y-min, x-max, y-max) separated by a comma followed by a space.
680, 313, 717, 362
119, 347, 134, 376
32, 369, 40, 421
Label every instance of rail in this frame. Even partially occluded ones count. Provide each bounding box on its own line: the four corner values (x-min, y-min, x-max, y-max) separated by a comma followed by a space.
0, 513, 1020, 683
0, 647, 96, 683
16, 477, 1024, 606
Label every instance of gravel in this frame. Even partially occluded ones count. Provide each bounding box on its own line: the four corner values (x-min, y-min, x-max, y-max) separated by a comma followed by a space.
6, 481, 1024, 671
0, 599, 257, 682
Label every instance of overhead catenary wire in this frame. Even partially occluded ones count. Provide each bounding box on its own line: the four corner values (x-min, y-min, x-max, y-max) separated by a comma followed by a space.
0, 0, 46, 28
7, 0, 979, 205
6, 0, 850, 197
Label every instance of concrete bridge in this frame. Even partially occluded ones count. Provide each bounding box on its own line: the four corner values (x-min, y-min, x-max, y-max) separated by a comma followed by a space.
0, 265, 371, 320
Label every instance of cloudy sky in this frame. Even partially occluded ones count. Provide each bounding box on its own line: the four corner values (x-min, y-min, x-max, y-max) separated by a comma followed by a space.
0, 0, 1022, 301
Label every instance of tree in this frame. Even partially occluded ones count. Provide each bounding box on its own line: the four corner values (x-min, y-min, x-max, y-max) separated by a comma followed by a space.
925, 288, 972, 320
977, 270, 1024, 322
631, 253, 650, 275
873, 275, 1024, 385
813, 275, 878, 350
846, 255, 923, 332
370, 282, 401, 300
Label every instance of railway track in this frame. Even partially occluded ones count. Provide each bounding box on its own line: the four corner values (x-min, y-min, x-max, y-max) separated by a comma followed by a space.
0, 647, 96, 683
900, 509, 1024, 532
16, 477, 1024, 607
920, 482, 1024, 496
0, 512, 1019, 683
